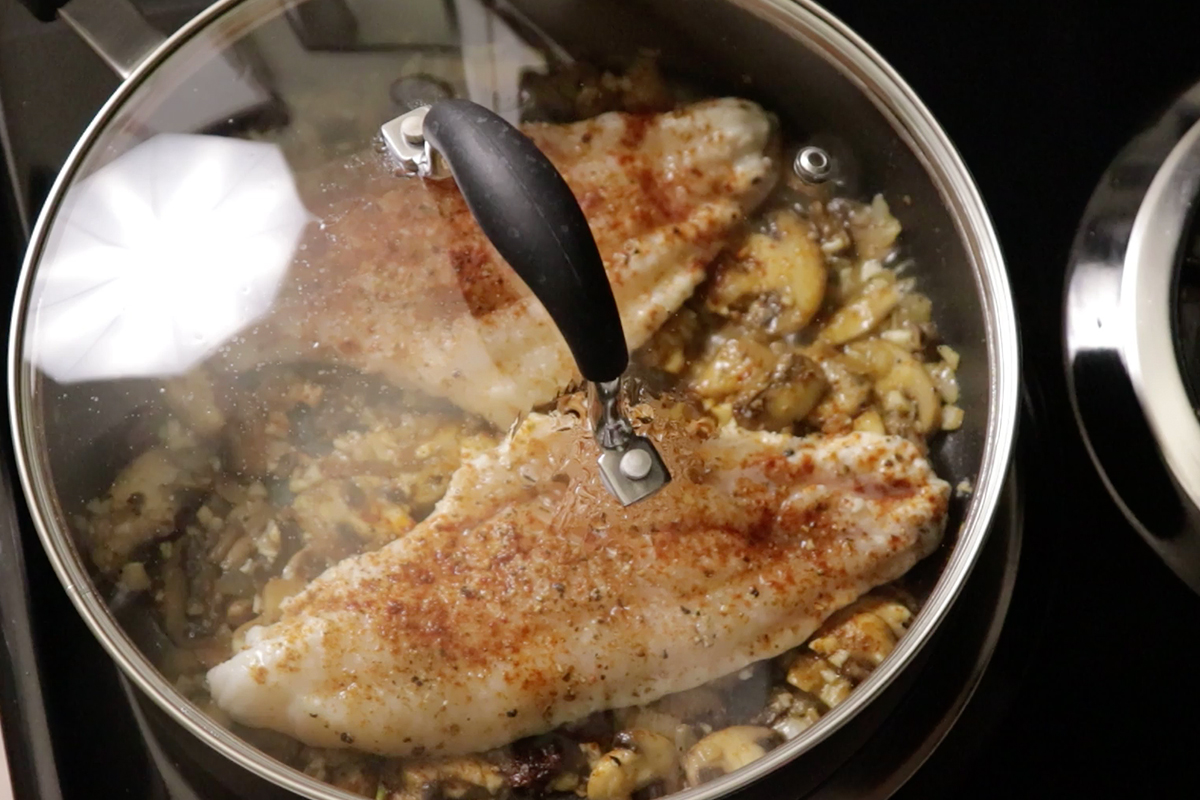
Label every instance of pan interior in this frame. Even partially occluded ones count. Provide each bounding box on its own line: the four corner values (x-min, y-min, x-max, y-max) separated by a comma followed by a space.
10, 2, 1011, 800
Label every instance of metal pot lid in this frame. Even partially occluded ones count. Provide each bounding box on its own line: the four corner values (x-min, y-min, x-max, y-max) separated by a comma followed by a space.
7, 1, 1018, 799
1066, 80, 1200, 593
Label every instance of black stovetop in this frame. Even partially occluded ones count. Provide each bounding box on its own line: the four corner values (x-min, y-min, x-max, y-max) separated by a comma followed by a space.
5, 1, 1200, 798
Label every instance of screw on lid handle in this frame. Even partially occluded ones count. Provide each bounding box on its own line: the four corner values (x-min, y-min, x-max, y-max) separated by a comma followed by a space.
421, 99, 629, 385
381, 100, 671, 506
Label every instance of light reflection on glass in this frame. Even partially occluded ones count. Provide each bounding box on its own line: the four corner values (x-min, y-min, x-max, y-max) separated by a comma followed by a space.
29, 133, 312, 384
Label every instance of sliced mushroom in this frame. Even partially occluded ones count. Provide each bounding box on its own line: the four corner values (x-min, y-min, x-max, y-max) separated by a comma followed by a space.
587, 730, 681, 800
808, 610, 906, 682
689, 332, 773, 402
838, 337, 903, 379
739, 350, 829, 432
842, 339, 941, 436
818, 274, 901, 345
86, 447, 212, 574
682, 726, 780, 786
381, 755, 505, 800
704, 210, 828, 335
893, 290, 934, 327
876, 359, 941, 436
784, 652, 853, 709
616, 707, 698, 759
687, 326, 829, 433
753, 687, 822, 740
786, 594, 915, 701
805, 353, 873, 434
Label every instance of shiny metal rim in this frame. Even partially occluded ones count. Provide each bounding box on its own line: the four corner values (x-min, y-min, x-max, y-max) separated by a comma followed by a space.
6, 1, 1019, 799
1064, 80, 1200, 592
1125, 123, 1200, 515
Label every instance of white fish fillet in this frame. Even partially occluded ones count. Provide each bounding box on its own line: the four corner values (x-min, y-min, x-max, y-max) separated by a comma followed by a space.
207, 403, 949, 757
226, 99, 778, 427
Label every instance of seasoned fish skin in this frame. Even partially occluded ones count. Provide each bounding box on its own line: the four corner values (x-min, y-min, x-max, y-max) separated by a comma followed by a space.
207, 407, 949, 757
228, 99, 778, 427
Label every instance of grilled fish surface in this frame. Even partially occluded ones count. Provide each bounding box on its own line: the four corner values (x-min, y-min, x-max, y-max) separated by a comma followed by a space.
207, 403, 950, 757
228, 99, 778, 426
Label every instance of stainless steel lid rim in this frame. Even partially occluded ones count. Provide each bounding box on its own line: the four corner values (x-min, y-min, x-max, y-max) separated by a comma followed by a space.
7, 0, 1019, 798
1066, 80, 1200, 592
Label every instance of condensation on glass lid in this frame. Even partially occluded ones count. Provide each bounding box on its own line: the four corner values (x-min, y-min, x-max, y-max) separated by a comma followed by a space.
27, 133, 313, 384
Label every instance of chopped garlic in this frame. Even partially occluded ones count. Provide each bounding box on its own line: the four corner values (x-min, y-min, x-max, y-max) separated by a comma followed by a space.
118, 562, 151, 593
936, 344, 960, 371
941, 404, 964, 431
880, 327, 920, 350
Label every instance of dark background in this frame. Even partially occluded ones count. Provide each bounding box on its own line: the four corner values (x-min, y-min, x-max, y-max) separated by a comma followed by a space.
4, 0, 1200, 797
828, 1, 1200, 796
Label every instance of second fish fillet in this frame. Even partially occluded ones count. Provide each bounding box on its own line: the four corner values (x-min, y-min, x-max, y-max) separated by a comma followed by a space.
207, 400, 949, 757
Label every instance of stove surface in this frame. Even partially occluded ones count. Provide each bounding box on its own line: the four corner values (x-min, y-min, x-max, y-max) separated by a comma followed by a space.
4, 1, 1200, 798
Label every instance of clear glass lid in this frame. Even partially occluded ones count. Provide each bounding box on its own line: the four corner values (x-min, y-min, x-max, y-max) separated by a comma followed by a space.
11, 1, 997, 798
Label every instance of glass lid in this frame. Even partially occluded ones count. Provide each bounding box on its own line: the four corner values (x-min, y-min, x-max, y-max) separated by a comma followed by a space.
10, 1, 1007, 798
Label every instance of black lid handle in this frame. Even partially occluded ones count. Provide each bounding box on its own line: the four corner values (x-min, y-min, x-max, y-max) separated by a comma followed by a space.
422, 100, 629, 384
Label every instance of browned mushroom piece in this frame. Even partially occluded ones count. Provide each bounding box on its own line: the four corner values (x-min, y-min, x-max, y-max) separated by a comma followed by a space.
704, 210, 828, 336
